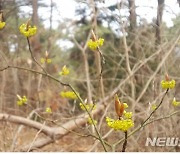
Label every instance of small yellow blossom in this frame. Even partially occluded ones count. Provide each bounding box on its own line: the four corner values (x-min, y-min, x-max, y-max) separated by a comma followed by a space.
79, 103, 96, 111
45, 107, 52, 113
161, 79, 175, 89
59, 65, 70, 76
87, 38, 104, 50
0, 21, 5, 30
17, 95, 27, 106
88, 117, 97, 125
97, 38, 104, 46
40, 58, 52, 64
124, 112, 132, 119
106, 117, 134, 132
123, 103, 128, 109
19, 23, 37, 37
46, 59, 52, 63
151, 104, 157, 111
40, 58, 45, 64
172, 98, 180, 107
60, 91, 78, 99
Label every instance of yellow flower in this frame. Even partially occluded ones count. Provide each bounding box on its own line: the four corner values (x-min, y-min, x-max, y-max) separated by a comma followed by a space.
40, 58, 45, 64
123, 103, 128, 109
88, 117, 97, 125
87, 39, 96, 50
161, 79, 175, 89
46, 59, 52, 63
60, 91, 78, 99
17, 95, 27, 106
45, 107, 52, 113
172, 97, 180, 107
124, 112, 132, 119
0, 21, 5, 30
151, 104, 157, 111
40, 58, 52, 64
79, 103, 96, 111
19, 23, 37, 37
87, 38, 104, 50
97, 38, 104, 46
106, 117, 134, 132
59, 65, 69, 76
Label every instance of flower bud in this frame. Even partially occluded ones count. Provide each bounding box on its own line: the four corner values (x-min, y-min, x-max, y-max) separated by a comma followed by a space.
115, 94, 124, 118
45, 51, 49, 58
91, 30, 97, 41
165, 73, 170, 81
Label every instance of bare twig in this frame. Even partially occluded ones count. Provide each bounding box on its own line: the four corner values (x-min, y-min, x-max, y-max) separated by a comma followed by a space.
135, 34, 180, 104
27, 121, 46, 152
122, 131, 127, 152
26, 37, 47, 74
141, 88, 169, 126
10, 109, 38, 151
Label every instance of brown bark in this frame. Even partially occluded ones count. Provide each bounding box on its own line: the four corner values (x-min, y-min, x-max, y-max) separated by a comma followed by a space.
0, 0, 3, 11
155, 0, 164, 45
30, 0, 41, 53
128, 0, 137, 31
47, 0, 53, 50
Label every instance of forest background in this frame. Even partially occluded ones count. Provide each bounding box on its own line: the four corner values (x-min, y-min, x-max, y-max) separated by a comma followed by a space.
0, 0, 180, 152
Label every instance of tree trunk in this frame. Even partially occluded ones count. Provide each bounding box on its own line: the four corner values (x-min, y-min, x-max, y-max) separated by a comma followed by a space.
128, 0, 137, 31
177, 0, 180, 7
47, 0, 53, 51
31, 0, 41, 53
155, 0, 164, 45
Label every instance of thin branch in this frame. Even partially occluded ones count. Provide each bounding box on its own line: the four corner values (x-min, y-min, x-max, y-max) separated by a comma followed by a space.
26, 37, 47, 74
27, 121, 46, 152
10, 109, 38, 151
72, 34, 93, 104
122, 131, 127, 152
141, 88, 169, 126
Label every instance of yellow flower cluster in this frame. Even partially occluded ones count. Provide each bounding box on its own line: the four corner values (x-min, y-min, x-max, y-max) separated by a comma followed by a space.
88, 117, 97, 125
19, 23, 37, 37
17, 95, 27, 106
45, 107, 52, 113
60, 91, 78, 99
172, 98, 180, 107
59, 65, 70, 76
79, 103, 96, 111
87, 38, 104, 50
106, 95, 134, 131
106, 117, 134, 132
0, 21, 5, 30
40, 58, 52, 64
124, 111, 133, 119
161, 80, 175, 89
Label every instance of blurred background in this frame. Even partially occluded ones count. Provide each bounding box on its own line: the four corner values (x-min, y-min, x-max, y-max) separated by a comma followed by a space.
0, 0, 180, 152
